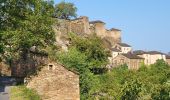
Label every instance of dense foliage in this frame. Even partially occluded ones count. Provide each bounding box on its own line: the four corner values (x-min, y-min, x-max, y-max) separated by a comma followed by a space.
50, 33, 109, 99
0, 0, 55, 64
54, 1, 77, 19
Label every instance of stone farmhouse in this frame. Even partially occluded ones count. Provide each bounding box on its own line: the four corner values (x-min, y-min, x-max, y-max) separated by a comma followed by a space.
112, 53, 144, 70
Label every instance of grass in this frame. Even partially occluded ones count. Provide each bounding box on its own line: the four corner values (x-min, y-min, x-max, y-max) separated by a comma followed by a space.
10, 85, 41, 100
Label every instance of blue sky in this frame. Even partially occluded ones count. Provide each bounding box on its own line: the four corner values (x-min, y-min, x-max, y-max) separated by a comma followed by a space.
54, 0, 170, 53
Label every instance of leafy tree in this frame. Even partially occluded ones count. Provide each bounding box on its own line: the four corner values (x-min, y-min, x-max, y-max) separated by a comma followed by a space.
69, 33, 110, 69
121, 79, 142, 100
54, 1, 77, 19
0, 0, 55, 62
151, 85, 170, 100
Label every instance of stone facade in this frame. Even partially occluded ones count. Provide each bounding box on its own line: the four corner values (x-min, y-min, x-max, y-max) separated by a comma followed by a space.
54, 16, 122, 49
27, 62, 80, 100
112, 53, 144, 70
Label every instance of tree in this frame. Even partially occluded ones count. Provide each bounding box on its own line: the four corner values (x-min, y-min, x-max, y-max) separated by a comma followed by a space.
54, 1, 77, 19
0, 0, 55, 61
121, 79, 142, 100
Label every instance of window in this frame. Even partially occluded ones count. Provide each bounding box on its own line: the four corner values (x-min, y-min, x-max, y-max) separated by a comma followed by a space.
48, 65, 53, 70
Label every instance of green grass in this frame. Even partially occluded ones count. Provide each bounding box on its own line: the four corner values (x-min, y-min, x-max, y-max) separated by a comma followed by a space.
10, 85, 41, 100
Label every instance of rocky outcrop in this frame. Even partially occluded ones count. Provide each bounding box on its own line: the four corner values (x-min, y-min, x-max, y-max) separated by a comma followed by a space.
27, 62, 80, 100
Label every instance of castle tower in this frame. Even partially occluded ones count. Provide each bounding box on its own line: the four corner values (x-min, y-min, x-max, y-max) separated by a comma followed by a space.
106, 28, 122, 46
70, 16, 91, 35
89, 20, 106, 38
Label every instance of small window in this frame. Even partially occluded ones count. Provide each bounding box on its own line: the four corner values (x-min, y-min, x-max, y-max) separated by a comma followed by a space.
48, 65, 53, 70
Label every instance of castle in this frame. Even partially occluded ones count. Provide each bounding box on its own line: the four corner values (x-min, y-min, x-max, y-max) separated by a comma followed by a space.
54, 16, 121, 48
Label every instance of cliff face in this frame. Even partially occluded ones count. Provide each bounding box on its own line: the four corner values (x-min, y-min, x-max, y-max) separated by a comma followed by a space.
27, 63, 80, 100
54, 16, 122, 49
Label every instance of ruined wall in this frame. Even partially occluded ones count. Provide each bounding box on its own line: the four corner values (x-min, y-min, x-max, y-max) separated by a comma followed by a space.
27, 63, 80, 100
55, 16, 122, 48
90, 22, 106, 37
106, 29, 121, 44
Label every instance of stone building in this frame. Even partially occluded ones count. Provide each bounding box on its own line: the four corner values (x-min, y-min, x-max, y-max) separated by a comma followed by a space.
27, 62, 80, 100
54, 16, 122, 49
112, 53, 144, 70
114, 43, 132, 53
133, 50, 166, 65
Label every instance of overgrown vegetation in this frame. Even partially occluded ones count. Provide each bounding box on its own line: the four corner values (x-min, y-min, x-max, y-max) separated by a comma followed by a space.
51, 33, 170, 99
0, 0, 56, 68
10, 85, 41, 100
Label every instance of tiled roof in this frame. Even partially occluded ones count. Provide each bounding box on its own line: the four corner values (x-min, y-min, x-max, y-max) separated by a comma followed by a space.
134, 50, 164, 55
110, 28, 121, 31
89, 20, 105, 24
111, 48, 121, 52
133, 50, 147, 55
122, 53, 144, 59
117, 43, 131, 47
147, 51, 164, 55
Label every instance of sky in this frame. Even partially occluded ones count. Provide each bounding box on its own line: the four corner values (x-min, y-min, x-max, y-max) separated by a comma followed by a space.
54, 0, 170, 53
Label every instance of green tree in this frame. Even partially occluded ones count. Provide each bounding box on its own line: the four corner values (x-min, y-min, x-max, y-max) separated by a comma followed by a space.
0, 0, 55, 61
69, 33, 110, 69
54, 1, 77, 19
121, 79, 142, 100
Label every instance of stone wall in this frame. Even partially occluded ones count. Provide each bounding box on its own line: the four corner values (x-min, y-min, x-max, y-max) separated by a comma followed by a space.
27, 62, 80, 100
55, 16, 122, 48
11, 52, 48, 77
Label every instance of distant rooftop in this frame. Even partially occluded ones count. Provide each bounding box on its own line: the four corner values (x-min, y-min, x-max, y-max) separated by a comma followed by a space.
122, 53, 144, 59
110, 28, 121, 31
111, 48, 121, 52
133, 50, 164, 55
117, 43, 131, 47
133, 50, 147, 55
89, 20, 105, 24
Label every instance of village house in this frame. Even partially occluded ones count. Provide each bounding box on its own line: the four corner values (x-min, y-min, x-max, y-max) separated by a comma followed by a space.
112, 53, 144, 70
114, 43, 132, 53
133, 50, 166, 65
